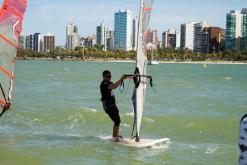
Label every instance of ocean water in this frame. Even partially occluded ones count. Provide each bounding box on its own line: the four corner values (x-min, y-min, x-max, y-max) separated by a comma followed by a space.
0, 61, 246, 165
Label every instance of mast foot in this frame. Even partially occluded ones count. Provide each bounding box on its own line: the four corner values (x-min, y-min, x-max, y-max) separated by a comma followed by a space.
135, 136, 140, 142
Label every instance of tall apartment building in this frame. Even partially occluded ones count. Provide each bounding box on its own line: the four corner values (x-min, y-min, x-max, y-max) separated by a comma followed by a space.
162, 29, 181, 49
225, 10, 246, 50
66, 23, 80, 50
146, 29, 158, 49
203, 27, 225, 53
114, 9, 132, 51
26, 34, 34, 51
44, 33, 55, 52
162, 29, 176, 48
180, 22, 196, 51
96, 23, 107, 50
33, 33, 42, 52
194, 21, 210, 53
132, 17, 139, 51
18, 34, 26, 50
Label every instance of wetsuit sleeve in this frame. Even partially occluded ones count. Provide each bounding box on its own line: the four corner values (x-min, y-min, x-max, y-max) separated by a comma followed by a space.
101, 81, 110, 90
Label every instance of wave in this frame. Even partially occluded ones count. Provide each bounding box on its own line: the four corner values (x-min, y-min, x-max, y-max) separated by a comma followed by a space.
224, 76, 232, 80
205, 147, 218, 154
123, 112, 134, 116
82, 107, 98, 113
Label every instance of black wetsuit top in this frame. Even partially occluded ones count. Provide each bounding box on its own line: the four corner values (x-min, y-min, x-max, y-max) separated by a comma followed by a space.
100, 80, 120, 126
100, 80, 115, 103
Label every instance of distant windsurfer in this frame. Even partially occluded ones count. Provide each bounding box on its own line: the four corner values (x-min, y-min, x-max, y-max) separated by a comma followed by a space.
100, 70, 127, 142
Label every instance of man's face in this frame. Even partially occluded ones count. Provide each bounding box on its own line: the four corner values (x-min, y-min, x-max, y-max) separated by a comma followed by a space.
103, 74, 111, 81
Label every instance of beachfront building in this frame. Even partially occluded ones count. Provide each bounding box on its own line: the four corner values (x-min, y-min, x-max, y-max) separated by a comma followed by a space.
162, 29, 176, 48
106, 28, 114, 50
26, 34, 34, 51
194, 21, 210, 53
44, 33, 55, 52
132, 17, 139, 51
175, 30, 181, 49
180, 22, 196, 51
203, 27, 225, 53
242, 9, 247, 49
146, 29, 158, 49
82, 35, 96, 47
96, 23, 107, 51
18, 34, 26, 50
225, 10, 246, 50
162, 29, 181, 49
33, 33, 42, 52
114, 9, 132, 51
66, 23, 80, 50
96, 23, 114, 51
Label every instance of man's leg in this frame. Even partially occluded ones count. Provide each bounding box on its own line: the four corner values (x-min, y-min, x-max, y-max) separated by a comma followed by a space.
113, 126, 120, 142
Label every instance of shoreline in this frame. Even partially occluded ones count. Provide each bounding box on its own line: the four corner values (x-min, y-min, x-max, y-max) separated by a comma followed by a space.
16, 57, 247, 65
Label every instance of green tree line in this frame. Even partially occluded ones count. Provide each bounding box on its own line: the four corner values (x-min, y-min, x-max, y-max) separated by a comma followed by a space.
17, 46, 247, 61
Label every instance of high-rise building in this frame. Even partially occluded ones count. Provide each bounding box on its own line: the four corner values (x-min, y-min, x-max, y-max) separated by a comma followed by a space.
44, 33, 55, 52
82, 35, 96, 47
114, 9, 132, 51
18, 34, 26, 50
96, 23, 107, 50
162, 29, 181, 49
180, 22, 197, 51
242, 9, 247, 49
33, 33, 42, 52
132, 17, 139, 51
194, 21, 210, 53
146, 29, 158, 49
106, 28, 114, 50
66, 23, 80, 50
203, 27, 225, 53
96, 23, 114, 51
26, 34, 33, 51
162, 29, 176, 48
225, 10, 244, 50
175, 30, 181, 49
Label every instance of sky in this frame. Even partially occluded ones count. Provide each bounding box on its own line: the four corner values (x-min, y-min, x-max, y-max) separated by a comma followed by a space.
1, 0, 245, 45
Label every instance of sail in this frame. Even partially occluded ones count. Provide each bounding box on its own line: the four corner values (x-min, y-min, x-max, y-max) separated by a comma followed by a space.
133, 0, 153, 141
0, 0, 27, 117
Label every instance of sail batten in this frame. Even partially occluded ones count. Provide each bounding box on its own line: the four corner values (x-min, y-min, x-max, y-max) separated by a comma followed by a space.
0, 0, 27, 117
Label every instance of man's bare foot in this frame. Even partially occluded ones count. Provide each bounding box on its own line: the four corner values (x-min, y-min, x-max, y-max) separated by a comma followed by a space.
115, 137, 120, 142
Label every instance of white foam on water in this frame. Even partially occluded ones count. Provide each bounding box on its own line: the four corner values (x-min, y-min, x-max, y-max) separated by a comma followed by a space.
64, 68, 70, 71
122, 123, 130, 128
124, 112, 134, 116
144, 117, 155, 123
82, 107, 98, 113
205, 147, 218, 154
224, 76, 232, 80
186, 123, 195, 128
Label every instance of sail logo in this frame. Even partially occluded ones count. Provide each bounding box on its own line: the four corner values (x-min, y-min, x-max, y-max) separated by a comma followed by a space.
13, 20, 21, 41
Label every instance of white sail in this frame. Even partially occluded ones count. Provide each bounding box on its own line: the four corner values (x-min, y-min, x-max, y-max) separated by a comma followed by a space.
133, 0, 153, 141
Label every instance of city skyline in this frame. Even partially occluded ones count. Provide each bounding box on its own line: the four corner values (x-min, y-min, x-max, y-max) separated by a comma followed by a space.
2, 0, 245, 45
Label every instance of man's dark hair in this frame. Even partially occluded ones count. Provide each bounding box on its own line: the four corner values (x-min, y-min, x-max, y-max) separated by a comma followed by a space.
102, 70, 111, 76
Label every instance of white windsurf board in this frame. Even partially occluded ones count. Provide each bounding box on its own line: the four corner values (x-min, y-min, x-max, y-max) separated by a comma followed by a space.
100, 136, 170, 148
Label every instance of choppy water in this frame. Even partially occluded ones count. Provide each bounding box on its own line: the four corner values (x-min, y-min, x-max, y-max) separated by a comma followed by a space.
0, 61, 246, 164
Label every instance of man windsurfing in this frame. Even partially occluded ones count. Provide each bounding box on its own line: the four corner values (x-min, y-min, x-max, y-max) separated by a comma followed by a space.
100, 70, 127, 142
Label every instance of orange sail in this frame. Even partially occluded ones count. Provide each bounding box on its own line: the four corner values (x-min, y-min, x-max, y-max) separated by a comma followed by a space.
0, 0, 27, 117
